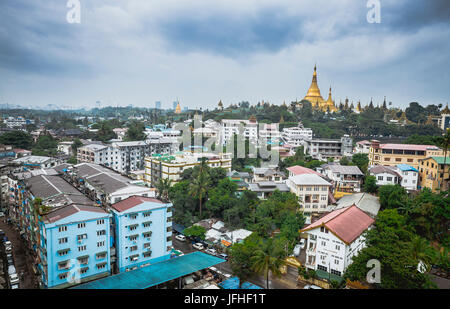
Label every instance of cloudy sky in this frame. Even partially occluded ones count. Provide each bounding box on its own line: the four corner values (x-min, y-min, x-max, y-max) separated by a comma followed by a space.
0, 0, 449, 110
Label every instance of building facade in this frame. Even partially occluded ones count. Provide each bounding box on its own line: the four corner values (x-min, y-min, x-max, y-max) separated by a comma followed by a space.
368, 140, 443, 169
301, 206, 374, 276
145, 152, 232, 187
39, 205, 112, 289
418, 156, 450, 192
111, 196, 173, 273
304, 135, 353, 160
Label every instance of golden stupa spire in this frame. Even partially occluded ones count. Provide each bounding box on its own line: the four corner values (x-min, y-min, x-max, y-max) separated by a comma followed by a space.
303, 64, 326, 111
175, 101, 181, 114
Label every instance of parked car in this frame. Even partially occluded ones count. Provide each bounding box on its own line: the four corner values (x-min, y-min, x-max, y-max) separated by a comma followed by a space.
4, 241, 12, 248
7, 257, 14, 266
205, 248, 217, 256
0, 212, 5, 218
9, 273, 19, 285
8, 265, 16, 276
304, 285, 322, 289
192, 243, 204, 250
218, 253, 228, 260
11, 284, 19, 289
175, 234, 186, 242
299, 238, 306, 249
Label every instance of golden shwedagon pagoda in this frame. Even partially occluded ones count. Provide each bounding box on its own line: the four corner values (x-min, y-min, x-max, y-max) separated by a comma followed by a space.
302, 65, 338, 112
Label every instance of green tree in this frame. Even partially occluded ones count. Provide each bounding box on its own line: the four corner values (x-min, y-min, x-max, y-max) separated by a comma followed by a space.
352, 153, 369, 173
189, 170, 211, 219
364, 175, 378, 193
344, 209, 436, 289
156, 178, 172, 202
251, 237, 287, 289
378, 185, 408, 209
0, 130, 33, 149
32, 134, 58, 156
183, 225, 206, 240
229, 235, 259, 288
124, 120, 146, 141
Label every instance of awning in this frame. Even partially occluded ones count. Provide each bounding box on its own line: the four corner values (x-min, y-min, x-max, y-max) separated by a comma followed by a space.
221, 240, 232, 247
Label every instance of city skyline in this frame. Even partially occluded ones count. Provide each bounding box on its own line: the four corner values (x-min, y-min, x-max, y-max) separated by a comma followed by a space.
1, 0, 449, 110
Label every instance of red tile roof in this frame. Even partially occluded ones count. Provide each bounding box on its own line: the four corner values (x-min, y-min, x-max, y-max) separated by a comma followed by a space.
111, 195, 164, 212
302, 205, 374, 244
287, 165, 322, 176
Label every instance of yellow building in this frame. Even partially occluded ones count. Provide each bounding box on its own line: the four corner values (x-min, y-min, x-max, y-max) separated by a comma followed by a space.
418, 156, 450, 192
368, 140, 444, 170
303, 65, 337, 113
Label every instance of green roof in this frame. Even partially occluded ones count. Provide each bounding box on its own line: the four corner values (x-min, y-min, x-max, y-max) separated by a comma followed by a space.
71, 252, 224, 289
431, 157, 450, 165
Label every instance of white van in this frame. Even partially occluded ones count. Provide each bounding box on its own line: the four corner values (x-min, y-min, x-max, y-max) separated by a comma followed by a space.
8, 265, 16, 276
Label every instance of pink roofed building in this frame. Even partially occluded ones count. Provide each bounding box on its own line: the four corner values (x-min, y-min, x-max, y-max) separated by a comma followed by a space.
300, 205, 374, 276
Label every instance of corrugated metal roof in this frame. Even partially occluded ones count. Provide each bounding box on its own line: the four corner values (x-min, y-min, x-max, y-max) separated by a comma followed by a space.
71, 252, 224, 289
111, 196, 165, 212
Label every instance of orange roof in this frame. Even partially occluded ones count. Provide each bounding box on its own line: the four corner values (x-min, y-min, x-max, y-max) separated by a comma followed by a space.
221, 240, 232, 247
301, 205, 374, 244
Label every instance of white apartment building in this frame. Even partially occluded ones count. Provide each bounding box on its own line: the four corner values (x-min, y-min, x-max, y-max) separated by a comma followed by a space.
145, 152, 232, 187
301, 205, 374, 276
318, 163, 364, 193
259, 123, 281, 144
354, 140, 371, 154
304, 135, 353, 160
369, 164, 418, 191
368, 165, 401, 186
282, 124, 313, 147
77, 138, 179, 175
220, 119, 258, 145
286, 174, 332, 216
3, 116, 35, 128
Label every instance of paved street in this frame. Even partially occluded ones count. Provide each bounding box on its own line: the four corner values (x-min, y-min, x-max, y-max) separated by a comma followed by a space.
0, 218, 38, 289
172, 236, 301, 289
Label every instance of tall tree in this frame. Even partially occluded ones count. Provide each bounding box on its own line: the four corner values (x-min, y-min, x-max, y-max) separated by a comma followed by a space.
251, 237, 287, 289
189, 170, 211, 218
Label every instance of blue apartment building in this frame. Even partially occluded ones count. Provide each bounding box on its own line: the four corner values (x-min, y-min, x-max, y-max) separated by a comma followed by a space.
110, 196, 172, 273
39, 204, 112, 289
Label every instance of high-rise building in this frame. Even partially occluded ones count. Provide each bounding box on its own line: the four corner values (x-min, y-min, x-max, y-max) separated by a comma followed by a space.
155, 101, 161, 110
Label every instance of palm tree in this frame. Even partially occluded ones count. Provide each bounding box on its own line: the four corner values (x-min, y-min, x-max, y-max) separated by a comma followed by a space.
156, 178, 172, 202
189, 171, 210, 218
250, 238, 286, 289
410, 235, 435, 271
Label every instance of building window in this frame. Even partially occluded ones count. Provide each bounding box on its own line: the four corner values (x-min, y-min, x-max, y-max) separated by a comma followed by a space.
97, 230, 106, 236
96, 252, 107, 259
97, 241, 105, 247
129, 224, 138, 231
97, 219, 105, 225
143, 211, 152, 217
59, 273, 68, 280
77, 222, 86, 229
58, 226, 67, 232
143, 251, 152, 258
58, 249, 70, 256
129, 213, 138, 220
129, 235, 138, 241
142, 221, 152, 228
96, 262, 107, 270
78, 245, 87, 252
77, 256, 89, 265
334, 259, 339, 265
321, 241, 326, 246
58, 237, 68, 244
335, 245, 340, 251
77, 234, 87, 241
130, 245, 138, 252
79, 267, 89, 275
